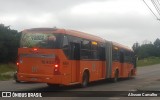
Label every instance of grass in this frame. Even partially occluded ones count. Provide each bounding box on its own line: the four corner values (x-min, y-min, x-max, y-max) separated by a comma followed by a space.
0, 63, 16, 81
137, 57, 160, 67
0, 74, 13, 81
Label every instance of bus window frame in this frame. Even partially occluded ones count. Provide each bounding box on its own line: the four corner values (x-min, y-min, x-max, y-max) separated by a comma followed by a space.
99, 43, 105, 60
80, 39, 91, 60
20, 32, 63, 49
68, 35, 81, 60
112, 47, 120, 62
91, 41, 99, 60
60, 34, 105, 61
62, 35, 70, 58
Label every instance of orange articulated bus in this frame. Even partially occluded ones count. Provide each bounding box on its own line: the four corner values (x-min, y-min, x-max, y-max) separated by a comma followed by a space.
16, 28, 136, 87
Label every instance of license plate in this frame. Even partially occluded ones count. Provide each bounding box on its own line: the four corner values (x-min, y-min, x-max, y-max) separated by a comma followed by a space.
30, 78, 38, 81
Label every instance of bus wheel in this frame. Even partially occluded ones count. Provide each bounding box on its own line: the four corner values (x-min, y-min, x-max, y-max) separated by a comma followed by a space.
14, 72, 21, 83
15, 79, 21, 83
112, 70, 119, 83
81, 71, 89, 87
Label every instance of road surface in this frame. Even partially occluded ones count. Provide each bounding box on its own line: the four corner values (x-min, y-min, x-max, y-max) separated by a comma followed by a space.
1, 64, 160, 100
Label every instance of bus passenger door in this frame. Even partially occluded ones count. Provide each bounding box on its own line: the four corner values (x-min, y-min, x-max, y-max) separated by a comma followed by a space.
70, 43, 80, 83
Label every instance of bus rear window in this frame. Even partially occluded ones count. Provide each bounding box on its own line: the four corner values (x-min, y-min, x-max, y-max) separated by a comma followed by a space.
20, 33, 61, 48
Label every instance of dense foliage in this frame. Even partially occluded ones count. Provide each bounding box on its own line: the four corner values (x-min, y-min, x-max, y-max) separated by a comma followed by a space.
0, 24, 20, 63
132, 38, 160, 59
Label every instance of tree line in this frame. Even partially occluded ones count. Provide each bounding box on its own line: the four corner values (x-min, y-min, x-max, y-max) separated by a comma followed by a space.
0, 24, 20, 63
132, 38, 160, 59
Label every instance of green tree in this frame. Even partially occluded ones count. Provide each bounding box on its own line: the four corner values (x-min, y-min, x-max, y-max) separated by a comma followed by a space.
0, 24, 20, 63
154, 38, 160, 57
154, 38, 160, 48
137, 44, 155, 59
132, 42, 140, 56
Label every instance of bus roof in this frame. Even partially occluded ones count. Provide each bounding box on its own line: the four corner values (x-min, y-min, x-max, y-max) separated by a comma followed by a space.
22, 28, 106, 43
112, 42, 133, 52
22, 28, 64, 33
22, 28, 132, 50
65, 30, 105, 43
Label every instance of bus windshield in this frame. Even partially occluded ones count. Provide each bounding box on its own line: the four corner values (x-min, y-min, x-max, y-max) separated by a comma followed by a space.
20, 33, 60, 49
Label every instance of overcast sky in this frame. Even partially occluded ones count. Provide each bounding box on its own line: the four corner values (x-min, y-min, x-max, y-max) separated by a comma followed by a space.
0, 0, 160, 48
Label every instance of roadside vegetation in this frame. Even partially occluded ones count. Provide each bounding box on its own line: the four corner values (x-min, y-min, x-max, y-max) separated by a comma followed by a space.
0, 24, 20, 81
133, 38, 160, 67
0, 64, 16, 80
132, 39, 160, 60
137, 57, 160, 67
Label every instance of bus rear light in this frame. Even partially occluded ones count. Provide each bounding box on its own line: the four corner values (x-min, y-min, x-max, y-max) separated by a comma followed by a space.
53, 56, 60, 75
33, 48, 38, 51
55, 64, 59, 68
54, 64, 60, 74
54, 69, 58, 71
16, 62, 19, 66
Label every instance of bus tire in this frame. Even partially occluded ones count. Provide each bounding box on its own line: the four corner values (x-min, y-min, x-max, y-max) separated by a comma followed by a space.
15, 80, 21, 83
112, 70, 119, 83
14, 72, 21, 83
81, 71, 89, 88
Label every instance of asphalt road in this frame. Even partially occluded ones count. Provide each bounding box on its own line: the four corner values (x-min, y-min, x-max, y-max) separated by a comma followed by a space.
1, 64, 160, 100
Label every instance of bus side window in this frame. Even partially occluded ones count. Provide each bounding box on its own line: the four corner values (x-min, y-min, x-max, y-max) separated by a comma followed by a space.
81, 39, 91, 59
62, 35, 69, 58
124, 51, 131, 63
119, 51, 124, 63
112, 48, 119, 61
68, 36, 81, 60
91, 41, 98, 59
99, 44, 105, 60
